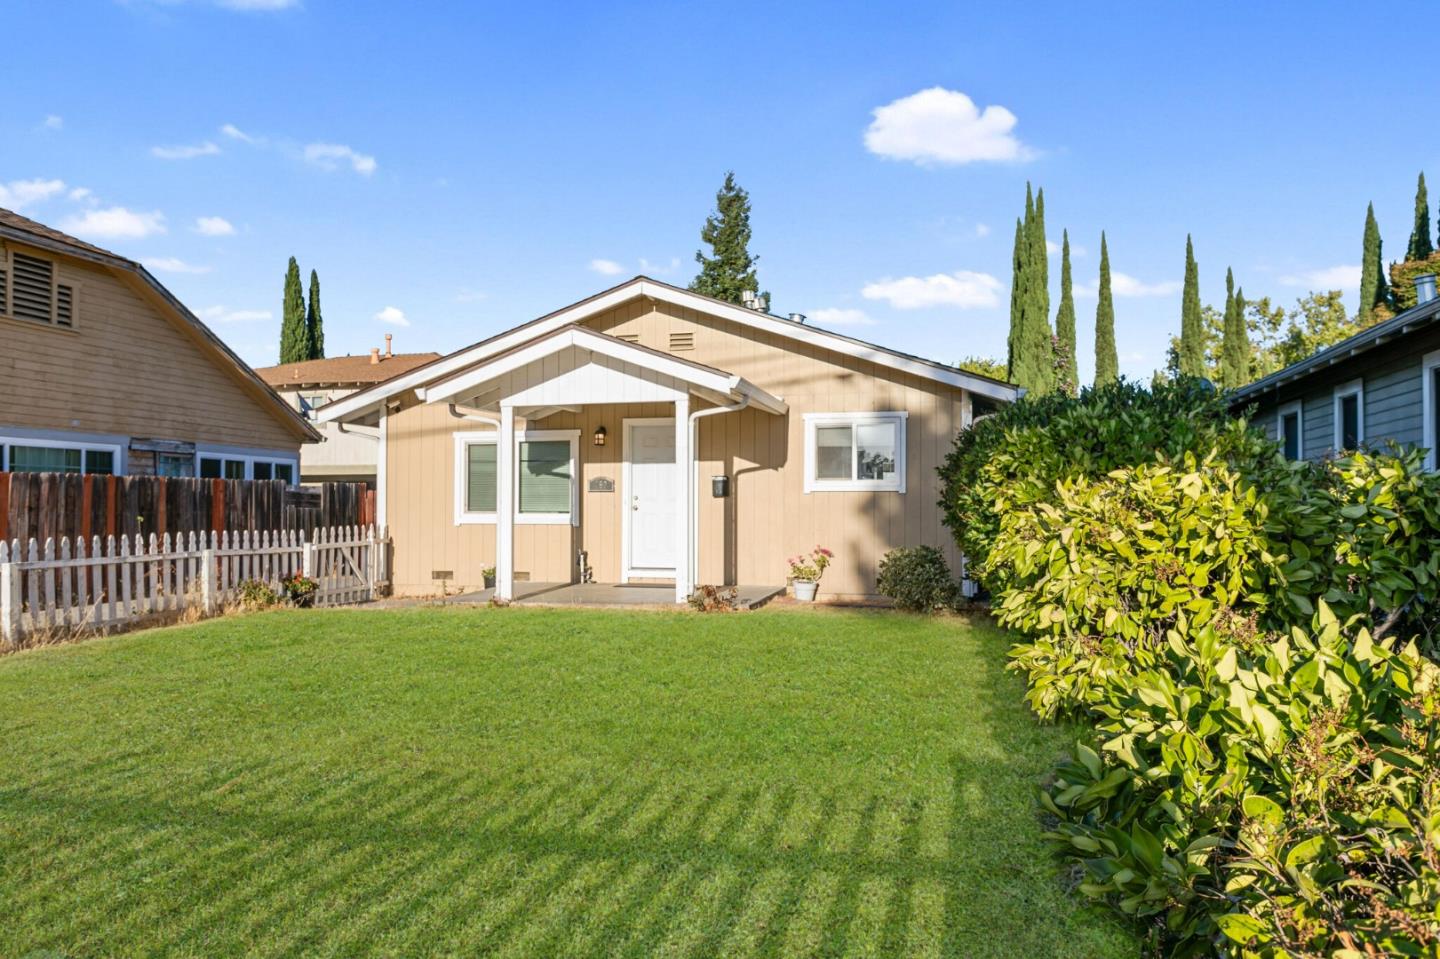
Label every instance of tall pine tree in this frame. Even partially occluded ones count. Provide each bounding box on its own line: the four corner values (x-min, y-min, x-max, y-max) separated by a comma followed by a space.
1409, 172, 1434, 261
1094, 232, 1118, 387
1360, 202, 1388, 324
1007, 184, 1054, 393
1030, 188, 1050, 327
279, 257, 308, 364
690, 171, 760, 304
1007, 216, 1025, 378
1054, 229, 1077, 395
304, 270, 325, 360
1178, 235, 1205, 378
1220, 267, 1249, 387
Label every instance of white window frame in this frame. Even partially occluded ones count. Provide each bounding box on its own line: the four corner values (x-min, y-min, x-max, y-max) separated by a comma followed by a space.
452, 428, 579, 526
1424, 350, 1440, 470
195, 450, 300, 482
802, 411, 908, 493
1277, 400, 1304, 461
1332, 378, 1364, 451
0, 435, 124, 475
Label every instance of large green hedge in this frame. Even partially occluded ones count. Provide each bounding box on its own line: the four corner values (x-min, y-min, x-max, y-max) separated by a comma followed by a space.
942, 379, 1440, 954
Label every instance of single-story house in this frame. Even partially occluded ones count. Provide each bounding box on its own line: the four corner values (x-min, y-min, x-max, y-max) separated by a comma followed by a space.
317, 276, 1018, 602
255, 335, 440, 484
1230, 273, 1440, 464
0, 208, 317, 479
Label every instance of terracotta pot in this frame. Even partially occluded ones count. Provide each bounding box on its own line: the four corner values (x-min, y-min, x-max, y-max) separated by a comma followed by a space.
793, 580, 819, 602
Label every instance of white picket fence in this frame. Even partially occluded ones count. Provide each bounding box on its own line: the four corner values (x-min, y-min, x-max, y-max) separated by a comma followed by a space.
0, 525, 387, 646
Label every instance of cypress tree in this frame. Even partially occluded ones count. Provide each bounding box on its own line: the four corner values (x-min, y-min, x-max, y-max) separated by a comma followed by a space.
1054, 229, 1077, 395
1221, 267, 1249, 387
1031, 188, 1050, 325
1008, 184, 1054, 393
690, 171, 760, 304
1178, 235, 1205, 378
305, 269, 325, 360
1360, 203, 1387, 324
1007, 217, 1025, 379
1409, 173, 1434, 261
1094, 232, 1118, 386
279, 257, 307, 364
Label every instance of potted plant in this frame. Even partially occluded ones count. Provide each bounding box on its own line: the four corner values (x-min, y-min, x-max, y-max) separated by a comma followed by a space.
483, 566, 496, 590
283, 572, 319, 608
787, 546, 833, 602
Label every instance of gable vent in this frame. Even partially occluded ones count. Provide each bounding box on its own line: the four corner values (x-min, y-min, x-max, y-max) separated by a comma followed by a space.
615, 333, 640, 344
668, 331, 695, 352
11, 252, 54, 324
56, 284, 74, 327
0, 263, 7, 316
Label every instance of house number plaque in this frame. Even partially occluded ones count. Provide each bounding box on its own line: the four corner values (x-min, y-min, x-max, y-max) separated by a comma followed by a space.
588, 477, 615, 493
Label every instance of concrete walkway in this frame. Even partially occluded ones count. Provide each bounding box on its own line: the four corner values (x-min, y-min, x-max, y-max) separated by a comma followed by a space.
450, 581, 786, 609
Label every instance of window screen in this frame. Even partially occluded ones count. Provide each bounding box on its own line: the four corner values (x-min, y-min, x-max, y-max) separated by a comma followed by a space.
466, 443, 497, 513
518, 440, 571, 514
815, 426, 852, 479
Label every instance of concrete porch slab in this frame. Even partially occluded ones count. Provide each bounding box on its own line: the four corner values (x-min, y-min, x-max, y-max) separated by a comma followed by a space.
450, 581, 786, 609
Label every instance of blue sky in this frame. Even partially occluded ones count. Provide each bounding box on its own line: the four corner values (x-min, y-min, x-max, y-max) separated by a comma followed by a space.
4, 1, 1435, 382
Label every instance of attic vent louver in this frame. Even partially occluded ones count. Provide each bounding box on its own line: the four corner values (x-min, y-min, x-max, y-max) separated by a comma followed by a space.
668, 331, 695, 352
0, 262, 7, 315
615, 333, 640, 344
11, 252, 54, 324
56, 284, 74, 326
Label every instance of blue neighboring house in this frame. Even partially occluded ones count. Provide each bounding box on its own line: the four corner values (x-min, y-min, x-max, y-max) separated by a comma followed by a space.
1230, 273, 1440, 465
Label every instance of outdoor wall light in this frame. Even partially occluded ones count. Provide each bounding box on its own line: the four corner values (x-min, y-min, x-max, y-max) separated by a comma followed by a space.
593, 425, 607, 447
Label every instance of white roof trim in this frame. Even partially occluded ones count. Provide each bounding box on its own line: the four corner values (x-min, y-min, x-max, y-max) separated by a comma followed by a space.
317, 277, 1006, 424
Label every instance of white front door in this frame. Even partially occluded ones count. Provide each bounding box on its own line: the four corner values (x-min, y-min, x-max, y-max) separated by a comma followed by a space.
625, 421, 677, 576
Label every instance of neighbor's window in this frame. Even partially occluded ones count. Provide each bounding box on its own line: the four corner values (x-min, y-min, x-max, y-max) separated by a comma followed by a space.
157, 453, 194, 477
2, 441, 117, 474
803, 412, 907, 493
1333, 380, 1363, 451
1278, 403, 1303, 461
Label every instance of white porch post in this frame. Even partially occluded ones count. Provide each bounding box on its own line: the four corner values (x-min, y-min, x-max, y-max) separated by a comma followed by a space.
496, 403, 516, 600
674, 395, 691, 603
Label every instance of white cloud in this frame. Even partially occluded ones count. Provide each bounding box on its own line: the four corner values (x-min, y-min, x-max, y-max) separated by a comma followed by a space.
1046, 239, 1089, 258
974, 222, 991, 238
1278, 264, 1361, 290
1074, 273, 1181, 299
303, 143, 376, 176
42, 115, 63, 130
864, 87, 1033, 166
0, 178, 67, 211
216, 0, 299, 9
68, 186, 95, 204
220, 123, 261, 145
61, 206, 167, 239
151, 141, 222, 160
194, 215, 236, 236
197, 305, 270, 324
144, 256, 211, 274
862, 270, 1002, 309
638, 256, 681, 276
808, 307, 876, 327
373, 305, 410, 327
589, 258, 625, 276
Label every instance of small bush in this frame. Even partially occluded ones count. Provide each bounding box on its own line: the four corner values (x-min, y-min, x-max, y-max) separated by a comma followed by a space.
876, 546, 960, 613
237, 579, 282, 609
688, 585, 738, 612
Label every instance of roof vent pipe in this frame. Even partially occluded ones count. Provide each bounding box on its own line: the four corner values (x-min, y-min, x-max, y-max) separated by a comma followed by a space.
369, 347, 381, 365
385, 333, 393, 357
1416, 273, 1438, 306
789, 312, 805, 324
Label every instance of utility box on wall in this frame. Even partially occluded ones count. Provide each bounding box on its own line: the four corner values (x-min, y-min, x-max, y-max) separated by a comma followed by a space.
711, 475, 730, 498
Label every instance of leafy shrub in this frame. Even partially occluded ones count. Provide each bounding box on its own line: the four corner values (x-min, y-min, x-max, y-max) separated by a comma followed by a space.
1041, 605, 1440, 956
282, 573, 319, 607
688, 584, 738, 612
236, 579, 281, 609
876, 546, 960, 612
939, 376, 1274, 592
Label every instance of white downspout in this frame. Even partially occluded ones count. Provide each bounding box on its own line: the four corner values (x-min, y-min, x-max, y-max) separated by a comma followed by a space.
687, 396, 750, 590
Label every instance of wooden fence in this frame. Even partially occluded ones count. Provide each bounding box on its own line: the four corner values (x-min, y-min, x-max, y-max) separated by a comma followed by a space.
0, 472, 374, 547
0, 525, 387, 646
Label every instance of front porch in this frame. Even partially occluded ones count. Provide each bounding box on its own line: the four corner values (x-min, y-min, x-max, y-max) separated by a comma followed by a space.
452, 581, 787, 608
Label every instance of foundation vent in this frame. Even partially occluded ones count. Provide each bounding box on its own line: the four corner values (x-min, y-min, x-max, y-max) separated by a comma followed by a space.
668, 331, 695, 352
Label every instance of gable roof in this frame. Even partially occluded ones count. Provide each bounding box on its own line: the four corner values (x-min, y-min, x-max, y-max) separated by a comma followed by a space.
412, 324, 787, 414
255, 351, 442, 389
1229, 294, 1440, 405
318, 276, 1018, 425
0, 207, 318, 442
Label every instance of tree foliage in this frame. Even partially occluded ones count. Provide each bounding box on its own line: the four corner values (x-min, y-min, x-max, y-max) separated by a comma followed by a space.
1360, 202, 1388, 324
957, 355, 1009, 381
1055, 230, 1078, 395
690, 171, 760, 305
1094, 232, 1118, 387
279, 257, 308, 364
1007, 184, 1055, 393
1220, 269, 1249, 387
305, 269, 325, 360
1409, 171, 1434, 261
1178, 235, 1205, 378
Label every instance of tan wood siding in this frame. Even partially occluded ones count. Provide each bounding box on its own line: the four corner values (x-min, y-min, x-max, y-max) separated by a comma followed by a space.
0, 242, 297, 452
384, 296, 974, 600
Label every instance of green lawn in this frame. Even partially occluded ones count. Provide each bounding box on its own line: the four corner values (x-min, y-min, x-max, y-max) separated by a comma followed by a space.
0, 606, 1134, 958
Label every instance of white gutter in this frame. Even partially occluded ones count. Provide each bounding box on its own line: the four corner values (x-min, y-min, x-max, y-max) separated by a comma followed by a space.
449, 403, 501, 427
687, 396, 751, 588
